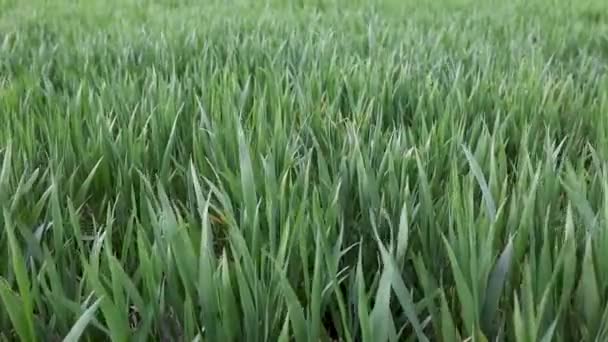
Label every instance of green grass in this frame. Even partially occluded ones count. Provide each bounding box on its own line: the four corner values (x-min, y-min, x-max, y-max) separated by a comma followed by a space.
1, 0, 608, 340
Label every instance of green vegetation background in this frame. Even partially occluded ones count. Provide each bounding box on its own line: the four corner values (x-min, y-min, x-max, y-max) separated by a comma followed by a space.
0, 0, 607, 340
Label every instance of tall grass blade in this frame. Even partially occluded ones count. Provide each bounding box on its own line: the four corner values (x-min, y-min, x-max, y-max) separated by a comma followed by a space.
481, 237, 514, 337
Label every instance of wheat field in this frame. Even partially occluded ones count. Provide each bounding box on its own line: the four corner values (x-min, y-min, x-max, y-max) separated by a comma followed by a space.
1, 0, 608, 340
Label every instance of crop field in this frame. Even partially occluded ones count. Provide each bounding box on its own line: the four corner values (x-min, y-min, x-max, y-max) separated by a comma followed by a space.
1, 0, 608, 340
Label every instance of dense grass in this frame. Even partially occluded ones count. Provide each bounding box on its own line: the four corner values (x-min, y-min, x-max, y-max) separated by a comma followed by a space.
1, 0, 608, 340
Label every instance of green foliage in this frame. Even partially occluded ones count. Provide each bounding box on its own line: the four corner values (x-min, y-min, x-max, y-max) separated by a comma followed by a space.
1, 0, 608, 340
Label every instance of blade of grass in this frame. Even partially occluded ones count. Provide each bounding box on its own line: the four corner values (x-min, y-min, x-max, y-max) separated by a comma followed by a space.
62, 296, 104, 342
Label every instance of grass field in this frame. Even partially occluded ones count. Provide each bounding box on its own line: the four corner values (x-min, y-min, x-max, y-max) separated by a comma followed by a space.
1, 0, 608, 340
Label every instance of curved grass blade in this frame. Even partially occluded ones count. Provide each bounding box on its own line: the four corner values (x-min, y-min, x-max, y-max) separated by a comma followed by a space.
63, 296, 104, 342
462, 144, 496, 222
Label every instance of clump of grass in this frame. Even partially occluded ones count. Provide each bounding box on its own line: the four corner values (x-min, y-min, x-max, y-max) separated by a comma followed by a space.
1, 0, 608, 340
